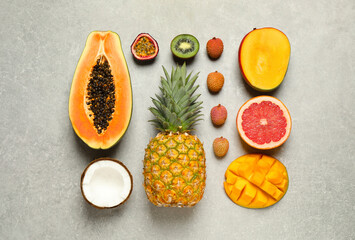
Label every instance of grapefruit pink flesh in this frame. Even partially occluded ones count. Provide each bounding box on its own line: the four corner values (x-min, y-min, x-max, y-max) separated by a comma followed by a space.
237, 96, 291, 149
242, 101, 287, 145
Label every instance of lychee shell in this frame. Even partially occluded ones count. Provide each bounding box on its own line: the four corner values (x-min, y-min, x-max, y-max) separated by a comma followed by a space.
207, 71, 224, 93
211, 104, 227, 126
213, 137, 229, 158
207, 37, 224, 59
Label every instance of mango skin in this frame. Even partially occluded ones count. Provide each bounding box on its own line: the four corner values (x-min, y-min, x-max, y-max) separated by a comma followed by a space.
224, 154, 289, 208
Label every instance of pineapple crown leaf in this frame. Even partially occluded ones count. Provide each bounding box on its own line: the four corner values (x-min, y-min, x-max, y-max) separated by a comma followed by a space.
149, 107, 165, 123
185, 74, 198, 90
180, 105, 203, 122
149, 63, 203, 132
163, 67, 170, 83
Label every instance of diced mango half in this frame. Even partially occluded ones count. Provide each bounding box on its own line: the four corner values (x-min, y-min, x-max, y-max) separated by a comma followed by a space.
225, 170, 238, 185
224, 154, 288, 208
248, 190, 268, 208
237, 184, 257, 206
266, 170, 282, 184
224, 182, 232, 195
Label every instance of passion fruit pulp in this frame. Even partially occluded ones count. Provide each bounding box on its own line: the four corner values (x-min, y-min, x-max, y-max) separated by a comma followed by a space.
131, 33, 159, 61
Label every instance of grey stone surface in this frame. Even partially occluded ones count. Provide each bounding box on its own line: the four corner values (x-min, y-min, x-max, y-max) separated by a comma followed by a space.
1, 0, 354, 239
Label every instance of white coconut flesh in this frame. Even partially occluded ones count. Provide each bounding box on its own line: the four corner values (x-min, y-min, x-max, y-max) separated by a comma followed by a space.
81, 160, 132, 208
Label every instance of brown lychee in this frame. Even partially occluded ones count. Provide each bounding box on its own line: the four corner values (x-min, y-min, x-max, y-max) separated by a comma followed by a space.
206, 37, 224, 59
210, 104, 227, 126
213, 137, 229, 158
207, 71, 224, 93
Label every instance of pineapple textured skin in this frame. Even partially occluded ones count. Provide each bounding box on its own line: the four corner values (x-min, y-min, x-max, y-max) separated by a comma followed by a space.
144, 132, 206, 207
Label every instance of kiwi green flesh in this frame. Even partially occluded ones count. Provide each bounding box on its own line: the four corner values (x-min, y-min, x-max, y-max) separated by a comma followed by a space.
171, 34, 199, 59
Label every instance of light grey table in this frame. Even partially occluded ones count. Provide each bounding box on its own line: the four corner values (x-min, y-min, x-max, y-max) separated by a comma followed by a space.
1, 1, 354, 239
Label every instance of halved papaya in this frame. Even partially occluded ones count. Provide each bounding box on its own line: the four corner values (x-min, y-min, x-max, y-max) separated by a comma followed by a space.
69, 31, 132, 149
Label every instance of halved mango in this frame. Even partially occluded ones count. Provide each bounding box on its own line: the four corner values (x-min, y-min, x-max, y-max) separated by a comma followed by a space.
224, 154, 289, 208
238, 28, 290, 91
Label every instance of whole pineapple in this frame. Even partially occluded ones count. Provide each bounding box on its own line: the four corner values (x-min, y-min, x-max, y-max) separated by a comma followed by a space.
144, 63, 206, 207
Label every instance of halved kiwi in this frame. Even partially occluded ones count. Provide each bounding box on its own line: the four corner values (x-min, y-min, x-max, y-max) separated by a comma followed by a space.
170, 34, 199, 59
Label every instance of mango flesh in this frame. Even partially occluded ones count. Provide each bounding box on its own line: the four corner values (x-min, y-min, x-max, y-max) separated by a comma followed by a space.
224, 154, 288, 208
239, 28, 290, 92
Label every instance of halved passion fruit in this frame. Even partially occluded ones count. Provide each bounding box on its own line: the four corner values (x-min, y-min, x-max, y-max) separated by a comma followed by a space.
131, 33, 159, 61
236, 96, 291, 149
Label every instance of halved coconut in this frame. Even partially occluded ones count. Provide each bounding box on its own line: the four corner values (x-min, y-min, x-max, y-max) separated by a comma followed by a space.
81, 158, 133, 209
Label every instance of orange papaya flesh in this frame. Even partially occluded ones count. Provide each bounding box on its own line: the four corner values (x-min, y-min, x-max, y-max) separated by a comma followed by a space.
69, 31, 132, 149
224, 154, 288, 208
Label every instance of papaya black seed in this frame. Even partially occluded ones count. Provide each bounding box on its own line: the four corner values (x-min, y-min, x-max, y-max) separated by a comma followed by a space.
86, 57, 115, 134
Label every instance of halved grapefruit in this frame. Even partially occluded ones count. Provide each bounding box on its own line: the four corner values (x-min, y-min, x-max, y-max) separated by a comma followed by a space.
236, 96, 291, 149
